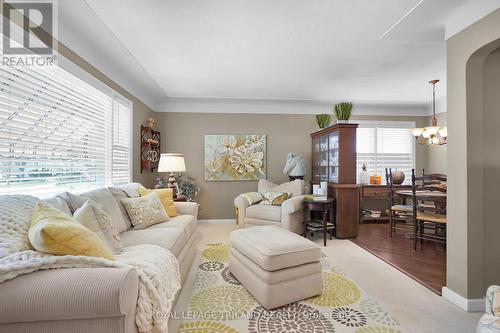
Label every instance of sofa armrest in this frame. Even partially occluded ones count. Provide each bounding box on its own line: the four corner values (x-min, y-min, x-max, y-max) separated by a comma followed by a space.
281, 195, 304, 234
282, 195, 304, 214
174, 201, 199, 219
0, 267, 139, 324
234, 195, 251, 226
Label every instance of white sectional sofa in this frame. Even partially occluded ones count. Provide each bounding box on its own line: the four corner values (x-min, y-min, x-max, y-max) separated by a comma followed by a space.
0, 183, 199, 333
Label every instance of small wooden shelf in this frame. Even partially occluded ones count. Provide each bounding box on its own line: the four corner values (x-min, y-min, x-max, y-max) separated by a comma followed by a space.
306, 220, 335, 231
140, 125, 161, 173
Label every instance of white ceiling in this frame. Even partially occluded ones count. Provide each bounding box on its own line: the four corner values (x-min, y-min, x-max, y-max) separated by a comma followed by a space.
58, 0, 499, 112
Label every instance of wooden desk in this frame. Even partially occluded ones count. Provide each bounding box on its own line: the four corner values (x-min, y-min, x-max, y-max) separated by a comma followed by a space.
360, 184, 412, 223
303, 198, 335, 246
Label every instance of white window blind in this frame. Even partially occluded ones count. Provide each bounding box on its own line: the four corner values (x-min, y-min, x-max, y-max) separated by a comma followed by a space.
111, 98, 132, 185
356, 121, 415, 184
0, 64, 132, 197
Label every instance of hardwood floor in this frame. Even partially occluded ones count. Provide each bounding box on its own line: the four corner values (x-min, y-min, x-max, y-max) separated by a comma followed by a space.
350, 223, 446, 295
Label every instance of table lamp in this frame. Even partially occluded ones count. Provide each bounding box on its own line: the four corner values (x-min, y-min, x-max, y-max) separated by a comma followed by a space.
158, 153, 186, 198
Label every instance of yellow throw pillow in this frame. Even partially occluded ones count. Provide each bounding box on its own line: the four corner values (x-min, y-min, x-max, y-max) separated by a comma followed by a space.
138, 188, 178, 217
29, 203, 114, 260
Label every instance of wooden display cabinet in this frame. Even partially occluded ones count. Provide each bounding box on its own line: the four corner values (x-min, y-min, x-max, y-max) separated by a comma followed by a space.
310, 123, 360, 238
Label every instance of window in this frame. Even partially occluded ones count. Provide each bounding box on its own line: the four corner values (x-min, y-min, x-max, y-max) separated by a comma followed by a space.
0, 64, 132, 197
356, 121, 415, 184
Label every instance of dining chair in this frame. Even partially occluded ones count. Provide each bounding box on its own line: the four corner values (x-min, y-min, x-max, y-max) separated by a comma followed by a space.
412, 172, 447, 250
385, 168, 415, 238
421, 169, 447, 186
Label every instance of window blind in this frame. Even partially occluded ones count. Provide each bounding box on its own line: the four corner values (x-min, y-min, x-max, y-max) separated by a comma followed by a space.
356, 121, 415, 184
111, 98, 131, 185
0, 64, 131, 197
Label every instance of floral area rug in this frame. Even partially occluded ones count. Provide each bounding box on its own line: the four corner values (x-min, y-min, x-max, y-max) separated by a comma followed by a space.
178, 243, 407, 333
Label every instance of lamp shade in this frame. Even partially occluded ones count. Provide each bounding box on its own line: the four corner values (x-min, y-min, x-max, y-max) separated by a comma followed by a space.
411, 128, 424, 137
158, 153, 186, 172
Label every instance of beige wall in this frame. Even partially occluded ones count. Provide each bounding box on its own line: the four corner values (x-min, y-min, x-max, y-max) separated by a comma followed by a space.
447, 8, 500, 299
157, 112, 316, 219
426, 112, 447, 174
56, 43, 158, 188
483, 48, 500, 289
157, 111, 429, 219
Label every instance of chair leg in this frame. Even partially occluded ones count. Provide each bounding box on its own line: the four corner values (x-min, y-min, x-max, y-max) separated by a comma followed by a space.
413, 220, 418, 250
420, 223, 424, 244
389, 212, 393, 238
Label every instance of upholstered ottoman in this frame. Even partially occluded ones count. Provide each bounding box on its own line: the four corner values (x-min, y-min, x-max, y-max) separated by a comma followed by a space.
229, 225, 322, 309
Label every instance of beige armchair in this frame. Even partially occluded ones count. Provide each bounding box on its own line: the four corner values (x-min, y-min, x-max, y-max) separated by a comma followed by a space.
234, 179, 305, 234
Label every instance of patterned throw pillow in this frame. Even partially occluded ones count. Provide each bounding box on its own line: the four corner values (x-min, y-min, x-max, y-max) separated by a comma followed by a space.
259, 192, 290, 206
138, 187, 178, 217
74, 200, 123, 252
121, 192, 169, 230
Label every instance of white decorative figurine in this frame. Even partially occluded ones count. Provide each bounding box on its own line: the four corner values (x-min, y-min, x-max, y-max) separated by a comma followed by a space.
283, 153, 306, 181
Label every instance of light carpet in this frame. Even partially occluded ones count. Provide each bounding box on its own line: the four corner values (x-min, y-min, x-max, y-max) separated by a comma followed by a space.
178, 243, 406, 333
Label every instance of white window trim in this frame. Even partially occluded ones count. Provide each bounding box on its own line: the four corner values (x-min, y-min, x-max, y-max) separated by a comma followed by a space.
57, 55, 130, 104
357, 120, 416, 166
112, 95, 133, 185
58, 54, 133, 186
0, 48, 133, 195
356, 120, 416, 182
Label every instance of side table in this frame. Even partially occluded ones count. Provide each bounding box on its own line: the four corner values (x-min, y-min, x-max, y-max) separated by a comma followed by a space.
303, 198, 335, 246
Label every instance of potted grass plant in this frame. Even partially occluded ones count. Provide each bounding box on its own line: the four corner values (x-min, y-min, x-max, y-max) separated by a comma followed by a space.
315, 114, 331, 129
334, 102, 353, 123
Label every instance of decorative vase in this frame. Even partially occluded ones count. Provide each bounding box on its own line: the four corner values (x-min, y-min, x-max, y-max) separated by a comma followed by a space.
359, 163, 369, 185
334, 102, 353, 124
359, 170, 369, 185
316, 114, 331, 129
391, 171, 405, 185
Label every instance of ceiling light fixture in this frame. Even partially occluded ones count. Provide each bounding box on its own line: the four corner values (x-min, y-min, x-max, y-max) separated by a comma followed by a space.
412, 79, 447, 145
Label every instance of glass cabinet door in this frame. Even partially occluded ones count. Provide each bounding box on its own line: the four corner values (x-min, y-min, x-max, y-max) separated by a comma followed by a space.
328, 132, 339, 182
312, 137, 320, 181
319, 135, 329, 181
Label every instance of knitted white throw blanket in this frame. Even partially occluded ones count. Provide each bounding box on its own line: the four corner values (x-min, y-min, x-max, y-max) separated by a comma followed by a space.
0, 195, 181, 333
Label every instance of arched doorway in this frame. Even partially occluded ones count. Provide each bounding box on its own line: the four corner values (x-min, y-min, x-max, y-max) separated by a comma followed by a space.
463, 40, 500, 296
445, 31, 500, 310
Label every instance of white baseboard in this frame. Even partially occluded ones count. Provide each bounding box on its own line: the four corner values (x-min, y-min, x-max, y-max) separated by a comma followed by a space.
442, 287, 485, 312
198, 219, 237, 224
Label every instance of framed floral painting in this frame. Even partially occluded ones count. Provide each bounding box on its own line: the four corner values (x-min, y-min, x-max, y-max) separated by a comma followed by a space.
204, 134, 267, 181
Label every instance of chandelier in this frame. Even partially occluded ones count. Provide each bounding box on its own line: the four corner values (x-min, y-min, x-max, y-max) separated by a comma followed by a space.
412, 80, 447, 145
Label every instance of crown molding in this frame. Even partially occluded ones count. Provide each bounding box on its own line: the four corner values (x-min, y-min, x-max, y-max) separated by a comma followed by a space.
155, 97, 431, 117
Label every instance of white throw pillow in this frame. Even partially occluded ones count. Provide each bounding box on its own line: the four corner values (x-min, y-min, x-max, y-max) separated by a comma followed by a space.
74, 200, 123, 252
